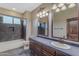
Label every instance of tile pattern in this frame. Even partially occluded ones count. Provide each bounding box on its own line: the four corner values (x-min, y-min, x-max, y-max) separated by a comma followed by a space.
0, 17, 21, 42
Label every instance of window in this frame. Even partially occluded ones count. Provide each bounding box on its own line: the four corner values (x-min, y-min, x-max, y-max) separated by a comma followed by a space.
14, 18, 21, 24
3, 16, 13, 24
3, 16, 21, 24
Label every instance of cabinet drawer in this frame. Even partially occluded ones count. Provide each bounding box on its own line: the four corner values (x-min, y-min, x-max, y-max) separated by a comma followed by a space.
41, 46, 56, 56
30, 42, 42, 55
56, 50, 67, 56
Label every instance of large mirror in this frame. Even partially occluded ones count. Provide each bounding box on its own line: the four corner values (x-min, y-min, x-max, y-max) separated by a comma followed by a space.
52, 3, 78, 42
38, 12, 49, 36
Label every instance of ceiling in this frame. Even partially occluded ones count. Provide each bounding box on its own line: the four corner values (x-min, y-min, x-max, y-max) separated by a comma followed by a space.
0, 3, 42, 13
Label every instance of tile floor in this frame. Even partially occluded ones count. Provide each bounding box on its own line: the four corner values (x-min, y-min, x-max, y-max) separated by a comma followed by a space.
0, 47, 31, 56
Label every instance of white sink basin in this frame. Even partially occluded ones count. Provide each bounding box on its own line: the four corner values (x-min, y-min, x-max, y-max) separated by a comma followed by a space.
51, 41, 71, 49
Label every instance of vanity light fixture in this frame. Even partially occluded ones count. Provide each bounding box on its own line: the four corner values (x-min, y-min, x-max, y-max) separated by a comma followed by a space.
61, 6, 67, 11
68, 3, 76, 8
55, 8, 60, 12
37, 7, 49, 18
52, 4, 57, 10
42, 11, 46, 14
42, 14, 46, 17
58, 3, 64, 7
40, 15, 43, 18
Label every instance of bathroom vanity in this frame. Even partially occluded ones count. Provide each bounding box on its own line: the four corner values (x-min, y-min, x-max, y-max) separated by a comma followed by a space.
29, 37, 72, 56
29, 36, 79, 56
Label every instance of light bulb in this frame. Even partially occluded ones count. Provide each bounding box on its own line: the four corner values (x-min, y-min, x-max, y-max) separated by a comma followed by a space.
46, 13, 48, 16
68, 3, 76, 8
42, 11, 46, 14
52, 4, 57, 10
55, 8, 60, 12
61, 6, 67, 10
42, 14, 46, 17
39, 12, 42, 16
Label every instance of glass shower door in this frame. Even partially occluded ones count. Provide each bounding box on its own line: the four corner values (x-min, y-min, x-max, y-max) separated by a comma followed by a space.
0, 15, 21, 42
0, 16, 13, 42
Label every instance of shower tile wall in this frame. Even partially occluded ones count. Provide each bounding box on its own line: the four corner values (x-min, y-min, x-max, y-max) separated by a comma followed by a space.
0, 17, 21, 42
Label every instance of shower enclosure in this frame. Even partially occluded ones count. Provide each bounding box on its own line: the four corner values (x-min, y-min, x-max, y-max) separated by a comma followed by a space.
0, 15, 26, 42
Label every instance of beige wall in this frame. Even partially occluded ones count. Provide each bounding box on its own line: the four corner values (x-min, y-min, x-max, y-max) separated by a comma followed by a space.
0, 7, 22, 18
0, 7, 31, 20
22, 11, 32, 20
53, 6, 78, 38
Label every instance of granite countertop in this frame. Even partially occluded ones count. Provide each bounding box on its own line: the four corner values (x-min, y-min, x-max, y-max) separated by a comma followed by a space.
30, 36, 79, 56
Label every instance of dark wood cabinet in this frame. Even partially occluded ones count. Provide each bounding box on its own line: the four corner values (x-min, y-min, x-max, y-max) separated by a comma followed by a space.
30, 38, 68, 56
41, 45, 56, 56
30, 39, 42, 56
67, 17, 79, 42
56, 50, 68, 56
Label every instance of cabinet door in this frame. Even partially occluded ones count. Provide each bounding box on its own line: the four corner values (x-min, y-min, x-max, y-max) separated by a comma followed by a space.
30, 40, 42, 56
33, 43, 42, 56
56, 50, 69, 56
41, 45, 56, 56
30, 41, 36, 55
